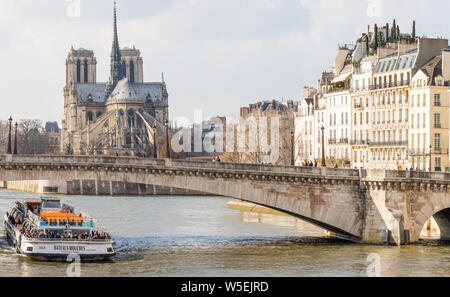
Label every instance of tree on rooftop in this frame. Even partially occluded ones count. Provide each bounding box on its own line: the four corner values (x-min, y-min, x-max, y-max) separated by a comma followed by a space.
365, 35, 369, 54
392, 19, 397, 41
374, 24, 379, 50
386, 23, 390, 43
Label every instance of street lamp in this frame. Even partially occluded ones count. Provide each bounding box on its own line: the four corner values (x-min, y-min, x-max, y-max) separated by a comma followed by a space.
153, 125, 157, 159
429, 145, 432, 172
13, 122, 18, 155
290, 131, 294, 166
165, 120, 171, 159
321, 126, 326, 167
7, 117, 12, 155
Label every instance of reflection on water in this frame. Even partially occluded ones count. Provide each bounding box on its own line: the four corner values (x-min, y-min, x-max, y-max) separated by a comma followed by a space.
0, 190, 449, 277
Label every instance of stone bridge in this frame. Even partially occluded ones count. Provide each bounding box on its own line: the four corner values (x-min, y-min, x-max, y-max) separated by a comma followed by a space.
1, 155, 449, 246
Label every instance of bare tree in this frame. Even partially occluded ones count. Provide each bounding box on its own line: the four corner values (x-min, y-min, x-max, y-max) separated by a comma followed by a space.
17, 119, 58, 155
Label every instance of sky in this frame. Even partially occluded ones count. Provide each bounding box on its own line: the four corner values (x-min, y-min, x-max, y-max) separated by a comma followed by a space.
0, 0, 449, 126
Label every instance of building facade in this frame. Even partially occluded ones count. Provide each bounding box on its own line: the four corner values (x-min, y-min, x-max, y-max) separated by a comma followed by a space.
294, 31, 450, 172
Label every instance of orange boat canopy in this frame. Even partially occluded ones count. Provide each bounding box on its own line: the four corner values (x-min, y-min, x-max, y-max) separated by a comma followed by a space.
40, 212, 84, 222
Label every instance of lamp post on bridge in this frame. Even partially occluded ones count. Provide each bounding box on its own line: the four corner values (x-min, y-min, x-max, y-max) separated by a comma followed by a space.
321, 126, 326, 167
153, 125, 157, 159
6, 117, 12, 155
13, 122, 18, 155
290, 131, 294, 166
429, 145, 432, 172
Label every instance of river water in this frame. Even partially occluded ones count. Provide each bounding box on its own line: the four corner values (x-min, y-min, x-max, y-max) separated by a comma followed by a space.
0, 190, 448, 277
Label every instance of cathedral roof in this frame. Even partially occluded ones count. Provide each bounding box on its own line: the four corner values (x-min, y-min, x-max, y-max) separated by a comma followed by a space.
107, 78, 165, 102
75, 79, 165, 104
76, 84, 107, 102
109, 78, 143, 101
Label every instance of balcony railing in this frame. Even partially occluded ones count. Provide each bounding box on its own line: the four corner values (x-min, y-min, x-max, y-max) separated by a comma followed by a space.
369, 141, 408, 147
410, 149, 448, 155
338, 138, 349, 144
327, 86, 351, 94
328, 139, 337, 144
350, 140, 369, 146
352, 87, 370, 93
370, 80, 410, 90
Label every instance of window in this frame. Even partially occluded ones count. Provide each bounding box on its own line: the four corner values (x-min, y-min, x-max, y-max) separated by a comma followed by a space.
434, 114, 441, 129
436, 158, 442, 171
76, 60, 81, 83
130, 61, 135, 83
434, 94, 441, 106
84, 60, 88, 83
435, 133, 441, 150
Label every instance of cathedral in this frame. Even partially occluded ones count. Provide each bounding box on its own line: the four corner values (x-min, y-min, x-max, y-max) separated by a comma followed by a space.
61, 2, 169, 156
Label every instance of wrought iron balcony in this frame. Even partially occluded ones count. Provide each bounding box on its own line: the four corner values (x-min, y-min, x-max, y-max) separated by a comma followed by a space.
369, 141, 409, 147
369, 80, 410, 91
350, 140, 369, 146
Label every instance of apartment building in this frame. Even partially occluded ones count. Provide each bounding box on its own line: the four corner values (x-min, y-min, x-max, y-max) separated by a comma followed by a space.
368, 38, 447, 170
409, 50, 450, 171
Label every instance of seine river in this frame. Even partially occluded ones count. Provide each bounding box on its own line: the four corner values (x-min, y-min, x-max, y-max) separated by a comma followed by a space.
0, 190, 448, 277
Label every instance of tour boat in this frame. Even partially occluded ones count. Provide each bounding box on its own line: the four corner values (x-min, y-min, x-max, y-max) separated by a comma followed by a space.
3, 197, 115, 262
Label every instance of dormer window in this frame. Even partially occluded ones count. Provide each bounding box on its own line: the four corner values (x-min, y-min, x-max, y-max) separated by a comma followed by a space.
146, 94, 152, 102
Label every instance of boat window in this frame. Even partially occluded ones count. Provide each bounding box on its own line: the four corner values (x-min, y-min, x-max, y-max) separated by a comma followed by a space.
42, 200, 61, 209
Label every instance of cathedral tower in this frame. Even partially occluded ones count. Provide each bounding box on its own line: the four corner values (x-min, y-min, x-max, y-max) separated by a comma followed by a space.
66, 48, 97, 85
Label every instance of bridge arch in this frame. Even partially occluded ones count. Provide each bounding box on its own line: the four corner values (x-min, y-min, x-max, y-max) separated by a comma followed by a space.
413, 195, 450, 242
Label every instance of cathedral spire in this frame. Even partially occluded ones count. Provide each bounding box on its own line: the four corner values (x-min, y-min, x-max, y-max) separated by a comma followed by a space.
107, 0, 125, 97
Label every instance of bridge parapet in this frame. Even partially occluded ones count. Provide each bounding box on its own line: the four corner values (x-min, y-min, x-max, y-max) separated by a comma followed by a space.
364, 169, 450, 180
1, 155, 361, 179
363, 169, 450, 193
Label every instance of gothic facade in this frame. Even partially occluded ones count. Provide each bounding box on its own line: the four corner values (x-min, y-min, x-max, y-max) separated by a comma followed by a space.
61, 2, 169, 156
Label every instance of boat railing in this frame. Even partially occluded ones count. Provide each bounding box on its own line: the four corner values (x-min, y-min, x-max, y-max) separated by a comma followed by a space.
24, 238, 113, 243
40, 220, 96, 228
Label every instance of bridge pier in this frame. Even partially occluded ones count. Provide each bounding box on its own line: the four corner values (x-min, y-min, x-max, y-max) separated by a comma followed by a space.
361, 170, 450, 246
95, 179, 99, 196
